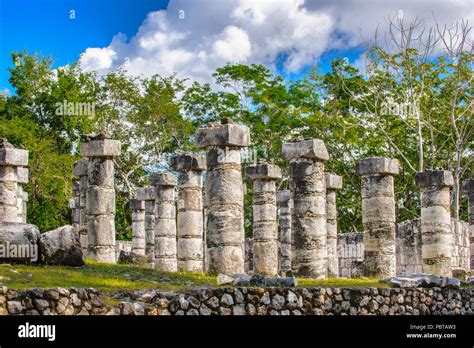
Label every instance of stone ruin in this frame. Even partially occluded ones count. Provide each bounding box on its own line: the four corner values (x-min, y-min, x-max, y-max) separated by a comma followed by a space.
0, 139, 40, 263
0, 139, 83, 266
1, 120, 472, 281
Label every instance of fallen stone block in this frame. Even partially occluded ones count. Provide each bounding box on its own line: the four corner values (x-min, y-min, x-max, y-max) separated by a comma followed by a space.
380, 274, 461, 289
39, 225, 84, 266
117, 250, 148, 266
216, 273, 235, 285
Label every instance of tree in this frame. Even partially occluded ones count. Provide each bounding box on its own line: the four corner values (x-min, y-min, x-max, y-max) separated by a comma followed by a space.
337, 15, 473, 220
1, 51, 96, 231
91, 70, 194, 198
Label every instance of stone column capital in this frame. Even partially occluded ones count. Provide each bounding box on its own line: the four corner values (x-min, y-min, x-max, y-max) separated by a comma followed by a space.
356, 157, 399, 176
325, 173, 343, 190
282, 139, 329, 162
80, 136, 121, 158
196, 122, 250, 149
415, 170, 454, 188
171, 153, 206, 172
245, 163, 282, 181
150, 173, 177, 187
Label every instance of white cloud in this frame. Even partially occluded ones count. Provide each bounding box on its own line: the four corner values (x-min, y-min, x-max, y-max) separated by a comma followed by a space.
0, 88, 10, 97
78, 0, 473, 82
80, 47, 117, 72
213, 26, 251, 62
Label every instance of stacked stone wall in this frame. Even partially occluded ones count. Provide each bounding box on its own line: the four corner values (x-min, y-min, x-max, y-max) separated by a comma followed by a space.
1, 286, 472, 316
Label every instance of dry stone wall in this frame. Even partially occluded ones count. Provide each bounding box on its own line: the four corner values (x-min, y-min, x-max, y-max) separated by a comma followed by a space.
1, 286, 472, 316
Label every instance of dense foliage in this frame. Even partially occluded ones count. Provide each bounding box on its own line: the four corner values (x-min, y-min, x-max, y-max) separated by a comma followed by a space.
1, 29, 472, 235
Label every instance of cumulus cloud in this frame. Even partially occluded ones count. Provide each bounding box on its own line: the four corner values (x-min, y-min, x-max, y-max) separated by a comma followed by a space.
80, 47, 117, 72
79, 0, 473, 82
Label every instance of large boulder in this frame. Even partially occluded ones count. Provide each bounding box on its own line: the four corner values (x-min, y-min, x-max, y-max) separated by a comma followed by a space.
117, 250, 148, 266
39, 225, 84, 266
0, 222, 40, 263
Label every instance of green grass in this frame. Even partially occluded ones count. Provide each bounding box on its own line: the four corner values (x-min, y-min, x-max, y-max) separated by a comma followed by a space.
4, 261, 468, 292
0, 260, 217, 293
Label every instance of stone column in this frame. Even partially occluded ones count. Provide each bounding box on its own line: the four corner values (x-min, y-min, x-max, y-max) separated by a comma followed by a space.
136, 186, 156, 263
0, 139, 28, 223
69, 181, 80, 228
151, 172, 177, 272
80, 136, 121, 264
325, 173, 342, 278
245, 163, 281, 276
21, 191, 28, 223
277, 189, 292, 277
16, 186, 24, 222
16, 167, 28, 222
462, 179, 474, 270
196, 122, 250, 274
172, 153, 206, 273
415, 170, 454, 276
129, 199, 146, 256
282, 139, 329, 278
73, 159, 89, 255
356, 157, 399, 278
244, 237, 254, 273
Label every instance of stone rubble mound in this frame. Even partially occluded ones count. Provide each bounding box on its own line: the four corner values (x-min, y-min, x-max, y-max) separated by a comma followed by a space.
380, 274, 461, 288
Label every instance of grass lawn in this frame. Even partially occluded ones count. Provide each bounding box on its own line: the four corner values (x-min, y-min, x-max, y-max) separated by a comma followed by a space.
2, 261, 469, 292
0, 260, 217, 293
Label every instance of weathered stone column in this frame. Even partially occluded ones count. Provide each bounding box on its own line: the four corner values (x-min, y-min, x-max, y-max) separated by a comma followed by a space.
0, 139, 28, 223
16, 167, 28, 223
172, 154, 206, 273
129, 199, 146, 256
136, 186, 156, 263
325, 173, 342, 278
462, 179, 474, 270
356, 157, 399, 278
151, 172, 177, 272
415, 170, 454, 276
277, 189, 292, 276
282, 139, 329, 278
73, 159, 89, 255
244, 237, 254, 273
20, 191, 28, 223
80, 136, 121, 264
16, 186, 24, 222
245, 163, 281, 276
69, 181, 80, 228
196, 122, 250, 274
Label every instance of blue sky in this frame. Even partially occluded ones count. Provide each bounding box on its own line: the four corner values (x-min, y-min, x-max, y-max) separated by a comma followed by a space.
0, 0, 168, 92
0, 0, 471, 94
